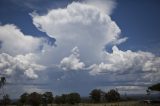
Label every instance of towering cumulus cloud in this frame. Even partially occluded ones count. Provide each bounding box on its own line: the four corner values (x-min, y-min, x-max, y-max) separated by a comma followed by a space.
31, 1, 127, 64
1, 0, 160, 96
31, 0, 160, 85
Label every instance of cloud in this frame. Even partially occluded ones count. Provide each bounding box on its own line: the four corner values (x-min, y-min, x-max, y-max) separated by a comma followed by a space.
31, 1, 160, 84
1, 0, 156, 96
112, 37, 128, 45
0, 24, 54, 97
89, 46, 160, 82
60, 47, 85, 71
117, 86, 145, 91
0, 53, 45, 79
84, 0, 117, 15
31, 1, 125, 65
10, 0, 42, 10
0, 24, 48, 55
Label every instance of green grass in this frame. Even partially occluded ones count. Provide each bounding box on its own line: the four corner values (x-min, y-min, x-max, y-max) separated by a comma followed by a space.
53, 101, 160, 106
7, 101, 160, 106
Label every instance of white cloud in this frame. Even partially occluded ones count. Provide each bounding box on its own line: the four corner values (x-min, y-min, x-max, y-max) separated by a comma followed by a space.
0, 24, 46, 55
0, 53, 45, 79
3, 0, 153, 97
60, 47, 85, 71
112, 37, 128, 45
84, 0, 116, 15
89, 46, 160, 81
31, 1, 160, 84
115, 85, 147, 94
117, 86, 145, 91
31, 1, 125, 65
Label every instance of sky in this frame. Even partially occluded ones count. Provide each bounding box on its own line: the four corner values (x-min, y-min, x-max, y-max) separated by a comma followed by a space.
0, 0, 160, 98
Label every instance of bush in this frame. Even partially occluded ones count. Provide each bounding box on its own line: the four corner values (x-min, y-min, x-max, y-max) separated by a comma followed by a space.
105, 89, 120, 102
54, 92, 81, 104
28, 92, 41, 106
90, 89, 102, 103
66, 93, 81, 104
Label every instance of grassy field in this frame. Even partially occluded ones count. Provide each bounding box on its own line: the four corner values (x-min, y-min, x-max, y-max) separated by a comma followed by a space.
77, 102, 160, 106
61, 101, 159, 106
52, 102, 160, 106
8, 101, 160, 106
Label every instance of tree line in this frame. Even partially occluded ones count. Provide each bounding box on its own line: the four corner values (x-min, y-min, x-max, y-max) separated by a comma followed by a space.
0, 89, 120, 106
1, 77, 160, 106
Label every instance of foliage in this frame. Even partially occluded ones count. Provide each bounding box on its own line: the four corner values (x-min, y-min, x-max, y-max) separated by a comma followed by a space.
42, 92, 54, 106
148, 83, 160, 91
61, 94, 68, 104
0, 77, 6, 88
9, 88, 117, 105
19, 92, 29, 105
54, 96, 63, 104
90, 89, 102, 103
0, 77, 7, 106
1, 94, 11, 105
105, 89, 120, 102
66, 92, 81, 104
28, 92, 41, 106
54, 92, 81, 104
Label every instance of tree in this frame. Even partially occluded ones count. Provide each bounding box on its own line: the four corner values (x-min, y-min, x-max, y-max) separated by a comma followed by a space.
54, 93, 81, 104
61, 94, 68, 104
28, 92, 41, 106
148, 83, 160, 91
90, 89, 102, 103
0, 77, 6, 87
66, 92, 81, 104
0, 77, 6, 95
147, 83, 160, 96
105, 89, 120, 102
2, 94, 11, 106
42, 92, 54, 106
54, 96, 62, 104
19, 93, 29, 106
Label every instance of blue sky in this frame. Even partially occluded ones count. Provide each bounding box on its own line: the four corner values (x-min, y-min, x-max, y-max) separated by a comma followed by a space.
0, 0, 160, 98
112, 0, 160, 54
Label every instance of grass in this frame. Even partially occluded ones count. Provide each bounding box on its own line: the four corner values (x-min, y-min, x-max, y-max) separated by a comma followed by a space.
7, 101, 160, 106
54, 102, 160, 106
53, 101, 160, 106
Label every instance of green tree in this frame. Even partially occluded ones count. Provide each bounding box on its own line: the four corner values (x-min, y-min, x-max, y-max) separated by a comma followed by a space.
42, 92, 54, 106
147, 83, 160, 96
0, 77, 6, 87
0, 77, 6, 95
54, 96, 62, 104
19, 93, 29, 106
148, 83, 160, 91
105, 89, 120, 102
90, 89, 102, 103
28, 92, 41, 106
2, 94, 11, 106
66, 92, 81, 104
54, 93, 81, 104
61, 94, 68, 104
